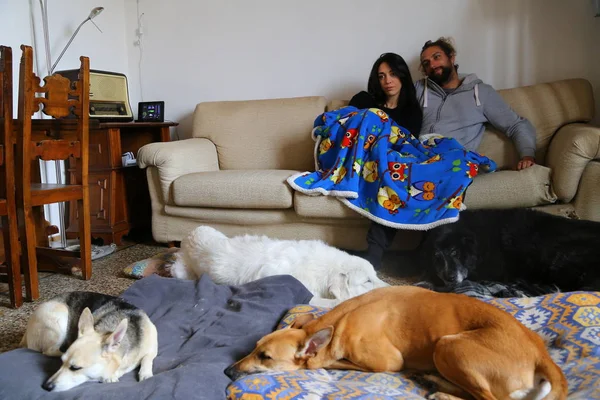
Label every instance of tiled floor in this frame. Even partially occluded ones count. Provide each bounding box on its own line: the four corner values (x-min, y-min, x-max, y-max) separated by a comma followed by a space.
0, 245, 418, 354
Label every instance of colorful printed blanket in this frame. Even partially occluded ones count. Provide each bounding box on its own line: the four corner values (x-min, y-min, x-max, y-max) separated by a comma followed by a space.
287, 107, 497, 230
415, 279, 561, 299
227, 291, 600, 399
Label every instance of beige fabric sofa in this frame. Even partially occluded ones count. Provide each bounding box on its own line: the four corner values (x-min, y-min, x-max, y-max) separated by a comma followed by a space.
138, 78, 600, 250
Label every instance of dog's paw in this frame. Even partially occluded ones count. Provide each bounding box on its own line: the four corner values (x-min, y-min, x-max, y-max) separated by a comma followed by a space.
413, 281, 435, 290
139, 371, 153, 381
42, 348, 63, 357
427, 392, 459, 400
406, 372, 438, 392
102, 376, 120, 383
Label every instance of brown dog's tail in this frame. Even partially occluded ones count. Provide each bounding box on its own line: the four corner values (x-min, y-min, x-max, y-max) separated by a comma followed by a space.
530, 355, 567, 400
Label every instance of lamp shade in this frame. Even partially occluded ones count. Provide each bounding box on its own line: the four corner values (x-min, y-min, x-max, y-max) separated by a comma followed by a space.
88, 7, 104, 20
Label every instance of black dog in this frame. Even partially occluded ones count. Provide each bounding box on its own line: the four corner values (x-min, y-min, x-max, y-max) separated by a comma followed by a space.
418, 208, 600, 292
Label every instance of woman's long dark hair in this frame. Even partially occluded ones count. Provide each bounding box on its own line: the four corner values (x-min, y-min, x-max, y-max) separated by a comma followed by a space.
367, 53, 421, 115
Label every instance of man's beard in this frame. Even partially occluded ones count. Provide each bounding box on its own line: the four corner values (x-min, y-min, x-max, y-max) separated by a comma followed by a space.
429, 65, 453, 86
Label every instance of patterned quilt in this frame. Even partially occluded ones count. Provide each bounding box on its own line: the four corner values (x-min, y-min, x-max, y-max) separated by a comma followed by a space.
286, 106, 496, 230
227, 291, 600, 399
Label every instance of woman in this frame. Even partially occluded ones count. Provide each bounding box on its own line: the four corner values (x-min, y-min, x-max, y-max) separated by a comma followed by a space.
350, 52, 422, 138
350, 53, 423, 270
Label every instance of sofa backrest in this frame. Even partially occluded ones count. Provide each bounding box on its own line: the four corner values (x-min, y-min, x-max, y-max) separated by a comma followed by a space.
327, 78, 594, 170
481, 78, 594, 168
192, 96, 326, 170
192, 79, 593, 171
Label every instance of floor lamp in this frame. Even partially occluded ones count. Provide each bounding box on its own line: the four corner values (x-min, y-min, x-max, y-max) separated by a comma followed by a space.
38, 2, 104, 247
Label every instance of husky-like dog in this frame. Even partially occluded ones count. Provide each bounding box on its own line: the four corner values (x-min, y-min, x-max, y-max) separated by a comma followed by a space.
21, 291, 158, 392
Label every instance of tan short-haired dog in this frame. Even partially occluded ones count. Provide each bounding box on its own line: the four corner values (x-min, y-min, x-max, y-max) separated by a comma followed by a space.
225, 286, 567, 400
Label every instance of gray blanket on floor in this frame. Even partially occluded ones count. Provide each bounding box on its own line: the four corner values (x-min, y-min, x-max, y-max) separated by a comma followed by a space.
0, 274, 313, 400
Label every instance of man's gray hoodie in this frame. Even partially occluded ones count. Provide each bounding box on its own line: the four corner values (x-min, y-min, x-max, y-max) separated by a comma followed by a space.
414, 74, 536, 158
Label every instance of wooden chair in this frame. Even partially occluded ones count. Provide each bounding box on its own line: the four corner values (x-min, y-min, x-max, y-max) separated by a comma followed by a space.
0, 45, 23, 307
16, 45, 91, 301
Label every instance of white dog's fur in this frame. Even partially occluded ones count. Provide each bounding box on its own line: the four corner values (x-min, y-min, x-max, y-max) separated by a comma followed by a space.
171, 226, 388, 306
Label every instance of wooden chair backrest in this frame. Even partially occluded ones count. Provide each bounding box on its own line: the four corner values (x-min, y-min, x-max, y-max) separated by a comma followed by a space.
18, 44, 90, 162
18, 45, 90, 190
0, 46, 14, 201
0, 45, 12, 162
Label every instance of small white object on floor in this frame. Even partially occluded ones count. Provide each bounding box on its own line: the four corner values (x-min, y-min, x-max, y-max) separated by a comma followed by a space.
64, 243, 117, 260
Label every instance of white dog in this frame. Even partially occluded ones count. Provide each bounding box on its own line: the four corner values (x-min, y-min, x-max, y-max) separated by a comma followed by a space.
170, 226, 389, 307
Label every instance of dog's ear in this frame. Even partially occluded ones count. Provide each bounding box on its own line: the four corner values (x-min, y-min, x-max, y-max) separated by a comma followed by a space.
78, 307, 95, 337
290, 313, 315, 329
328, 272, 350, 301
296, 327, 333, 359
104, 318, 129, 353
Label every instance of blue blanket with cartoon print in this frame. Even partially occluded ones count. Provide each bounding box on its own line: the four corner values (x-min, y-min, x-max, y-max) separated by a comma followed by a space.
286, 106, 497, 230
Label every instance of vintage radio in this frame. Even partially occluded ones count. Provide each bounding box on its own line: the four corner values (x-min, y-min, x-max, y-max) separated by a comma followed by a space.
54, 69, 134, 122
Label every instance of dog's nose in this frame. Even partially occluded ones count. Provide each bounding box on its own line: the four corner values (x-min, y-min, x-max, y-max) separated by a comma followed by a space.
224, 364, 236, 379
42, 380, 55, 391
224, 364, 243, 381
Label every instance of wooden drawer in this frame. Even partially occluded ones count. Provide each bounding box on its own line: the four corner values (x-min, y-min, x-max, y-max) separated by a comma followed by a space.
68, 122, 174, 244
88, 171, 112, 228
88, 129, 112, 169
67, 170, 128, 239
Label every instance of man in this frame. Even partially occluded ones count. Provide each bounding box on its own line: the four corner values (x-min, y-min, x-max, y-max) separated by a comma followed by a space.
416, 37, 536, 170
364, 37, 537, 270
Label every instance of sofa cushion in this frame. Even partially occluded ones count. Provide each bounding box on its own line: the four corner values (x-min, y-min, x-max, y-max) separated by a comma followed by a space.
464, 164, 557, 209
172, 170, 297, 209
326, 100, 349, 112
294, 192, 363, 219
495, 78, 594, 164
531, 203, 577, 219
465, 79, 594, 169
574, 160, 600, 222
192, 96, 326, 171
164, 205, 297, 225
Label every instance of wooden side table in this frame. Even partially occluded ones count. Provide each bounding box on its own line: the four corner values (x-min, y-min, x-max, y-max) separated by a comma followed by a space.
67, 121, 177, 245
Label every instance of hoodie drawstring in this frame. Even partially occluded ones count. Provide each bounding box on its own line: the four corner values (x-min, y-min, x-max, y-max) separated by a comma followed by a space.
474, 83, 481, 106
424, 78, 481, 107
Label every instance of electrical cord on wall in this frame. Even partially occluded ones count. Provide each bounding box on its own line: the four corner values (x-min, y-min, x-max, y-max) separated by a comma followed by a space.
134, 2, 178, 140
136, 0, 145, 102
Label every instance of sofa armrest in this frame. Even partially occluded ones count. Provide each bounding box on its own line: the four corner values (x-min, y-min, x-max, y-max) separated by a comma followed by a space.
546, 123, 600, 203
137, 138, 219, 203
574, 160, 600, 222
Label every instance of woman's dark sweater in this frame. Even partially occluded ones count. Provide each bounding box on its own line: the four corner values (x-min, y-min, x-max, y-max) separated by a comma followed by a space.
349, 91, 422, 137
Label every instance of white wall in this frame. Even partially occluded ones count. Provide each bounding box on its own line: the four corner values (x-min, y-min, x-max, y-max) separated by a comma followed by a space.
1, 0, 34, 113
0, 0, 129, 235
123, 0, 600, 139
40, 1, 129, 75
0, 0, 129, 113
4, 1, 600, 138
